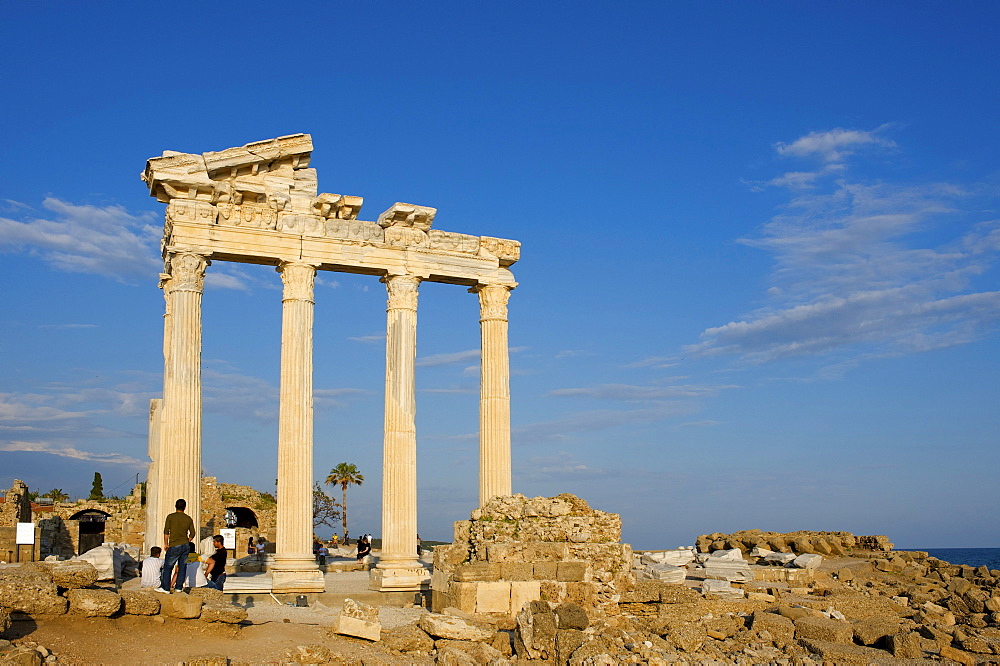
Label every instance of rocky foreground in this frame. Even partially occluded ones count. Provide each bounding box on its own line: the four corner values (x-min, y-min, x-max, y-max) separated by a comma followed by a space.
2, 499, 1000, 664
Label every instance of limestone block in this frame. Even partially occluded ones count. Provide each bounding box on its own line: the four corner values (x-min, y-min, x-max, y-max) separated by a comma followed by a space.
659, 585, 702, 604
554, 602, 589, 630
332, 598, 380, 640
44, 560, 99, 589
798, 638, 894, 663
791, 553, 823, 569
431, 569, 450, 593
939, 645, 977, 665
500, 562, 533, 581
67, 589, 122, 617
0, 571, 66, 615
763, 552, 797, 566
794, 616, 853, 643
556, 628, 587, 664
709, 548, 745, 561
453, 562, 500, 582
556, 561, 587, 582
702, 579, 745, 599
380, 623, 434, 653
187, 587, 224, 603
853, 617, 900, 645
120, 590, 160, 615
74, 545, 119, 580
201, 601, 247, 624
639, 563, 686, 583
476, 581, 511, 614
668, 624, 705, 652
532, 562, 558, 580
434, 639, 504, 664
751, 610, 795, 642
450, 581, 478, 613
563, 582, 595, 606
158, 593, 203, 619
0, 645, 42, 665
418, 614, 493, 641
0, 606, 10, 636
619, 580, 662, 603
514, 601, 556, 660
510, 581, 541, 615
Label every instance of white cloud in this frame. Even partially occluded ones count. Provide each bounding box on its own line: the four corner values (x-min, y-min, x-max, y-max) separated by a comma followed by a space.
0, 198, 161, 283
549, 383, 734, 401
0, 440, 145, 466
774, 126, 895, 163
416, 349, 480, 367
349, 333, 385, 344
688, 134, 1000, 366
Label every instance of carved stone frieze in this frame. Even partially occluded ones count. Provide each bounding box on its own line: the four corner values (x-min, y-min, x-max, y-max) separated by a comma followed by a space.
382, 274, 421, 311
217, 202, 278, 230
384, 226, 428, 247
325, 218, 384, 243
480, 237, 521, 266
168, 252, 208, 293
167, 200, 217, 226
312, 193, 363, 220
377, 203, 437, 231
278, 213, 325, 237
427, 229, 480, 254
473, 283, 511, 321
278, 262, 316, 302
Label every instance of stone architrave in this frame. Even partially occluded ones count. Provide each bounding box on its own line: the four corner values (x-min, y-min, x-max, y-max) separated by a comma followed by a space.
157, 252, 207, 543
271, 261, 324, 592
472, 283, 514, 505
371, 274, 429, 592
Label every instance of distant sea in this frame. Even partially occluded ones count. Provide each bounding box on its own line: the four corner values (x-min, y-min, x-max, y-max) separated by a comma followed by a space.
917, 548, 1000, 570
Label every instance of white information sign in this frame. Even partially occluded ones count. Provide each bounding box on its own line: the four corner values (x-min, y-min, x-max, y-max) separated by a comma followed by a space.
16, 522, 35, 545
220, 528, 236, 550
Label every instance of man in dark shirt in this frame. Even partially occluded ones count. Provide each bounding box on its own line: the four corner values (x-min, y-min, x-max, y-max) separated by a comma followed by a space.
205, 534, 228, 591
157, 498, 196, 593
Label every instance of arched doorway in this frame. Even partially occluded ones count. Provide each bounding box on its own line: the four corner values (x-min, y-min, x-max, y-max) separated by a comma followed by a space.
71, 509, 111, 554
225, 507, 258, 529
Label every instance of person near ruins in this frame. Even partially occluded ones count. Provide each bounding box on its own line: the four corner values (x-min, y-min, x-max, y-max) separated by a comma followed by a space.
256, 536, 267, 561
204, 534, 227, 591
183, 542, 209, 589
312, 538, 321, 560
417, 533, 422, 557
156, 498, 196, 593
356, 535, 371, 562
331, 533, 339, 548
317, 542, 328, 566
140, 546, 164, 588
247, 537, 255, 557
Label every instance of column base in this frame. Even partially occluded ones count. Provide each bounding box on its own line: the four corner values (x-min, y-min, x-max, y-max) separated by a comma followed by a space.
369, 559, 431, 592
270, 554, 325, 593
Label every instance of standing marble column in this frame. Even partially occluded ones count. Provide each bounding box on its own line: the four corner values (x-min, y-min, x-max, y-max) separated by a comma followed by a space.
473, 283, 514, 505
271, 261, 324, 592
371, 274, 428, 591
158, 252, 207, 544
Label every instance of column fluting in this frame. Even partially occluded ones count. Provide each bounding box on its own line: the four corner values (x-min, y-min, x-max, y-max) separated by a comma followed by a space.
473, 283, 513, 505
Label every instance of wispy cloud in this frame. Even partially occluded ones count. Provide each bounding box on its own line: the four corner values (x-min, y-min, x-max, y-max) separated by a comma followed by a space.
773, 126, 895, 163
0, 441, 145, 466
687, 129, 1000, 367
625, 356, 678, 369
349, 333, 385, 344
549, 383, 734, 401
416, 349, 480, 367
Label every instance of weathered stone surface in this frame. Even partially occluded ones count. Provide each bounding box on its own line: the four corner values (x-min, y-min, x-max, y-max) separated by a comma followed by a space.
120, 589, 160, 615
886, 631, 923, 658
66, 588, 121, 617
751, 610, 795, 642
554, 602, 589, 630
434, 639, 504, 664
798, 638, 892, 663
659, 584, 701, 604
418, 613, 493, 641
200, 600, 247, 624
380, 623, 434, 653
794, 616, 853, 643
288, 644, 334, 664
0, 607, 10, 636
514, 601, 556, 660
187, 587, 224, 602
0, 570, 66, 615
0, 644, 43, 665
158, 592, 203, 619
668, 624, 705, 652
853, 617, 900, 645
939, 645, 977, 665
791, 553, 823, 569
40, 560, 99, 589
333, 599, 380, 641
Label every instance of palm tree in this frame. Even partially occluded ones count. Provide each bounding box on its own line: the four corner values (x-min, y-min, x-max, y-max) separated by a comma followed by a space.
43, 488, 69, 503
325, 463, 364, 542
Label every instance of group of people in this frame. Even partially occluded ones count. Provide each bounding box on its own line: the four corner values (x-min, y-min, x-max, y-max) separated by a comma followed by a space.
138, 498, 228, 593
312, 533, 374, 564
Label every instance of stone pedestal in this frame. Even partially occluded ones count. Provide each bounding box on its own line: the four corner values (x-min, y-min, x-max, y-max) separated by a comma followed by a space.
271, 261, 324, 592
157, 253, 207, 543
372, 274, 424, 591
473, 283, 514, 505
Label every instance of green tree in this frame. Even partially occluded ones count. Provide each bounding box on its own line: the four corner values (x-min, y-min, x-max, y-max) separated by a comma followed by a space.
325, 463, 364, 541
89, 472, 104, 500
312, 483, 342, 530
42, 488, 69, 502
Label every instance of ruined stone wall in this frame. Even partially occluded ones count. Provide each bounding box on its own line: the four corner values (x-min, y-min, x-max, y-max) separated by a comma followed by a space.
695, 529, 894, 556
432, 494, 634, 617
202, 477, 277, 542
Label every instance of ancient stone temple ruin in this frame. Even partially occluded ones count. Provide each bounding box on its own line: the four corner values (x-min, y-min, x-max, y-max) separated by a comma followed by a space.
141, 134, 520, 592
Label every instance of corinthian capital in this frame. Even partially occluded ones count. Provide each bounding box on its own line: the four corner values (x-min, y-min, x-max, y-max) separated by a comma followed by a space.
168, 252, 208, 292
473, 283, 511, 321
277, 261, 317, 302
382, 274, 421, 311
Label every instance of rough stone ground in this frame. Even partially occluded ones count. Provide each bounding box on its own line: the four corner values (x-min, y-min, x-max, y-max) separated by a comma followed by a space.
4, 571, 433, 665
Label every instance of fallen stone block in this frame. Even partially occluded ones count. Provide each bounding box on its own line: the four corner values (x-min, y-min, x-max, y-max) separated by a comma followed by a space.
791, 553, 823, 569
0, 645, 43, 665
764, 552, 797, 566
41, 560, 99, 589
200, 600, 247, 624
939, 645, 977, 665
66, 588, 121, 617
0, 570, 67, 615
750, 610, 795, 642
794, 616, 853, 644
187, 587, 224, 603
659, 585, 701, 604
418, 613, 493, 641
120, 590, 160, 615
853, 617, 900, 645
289, 644, 334, 664
702, 579, 745, 599
639, 563, 686, 583
380, 622, 434, 653
333, 598, 380, 641
799, 638, 891, 663
514, 600, 557, 660
668, 624, 705, 652
434, 639, 504, 664
158, 592, 203, 619
886, 631, 923, 658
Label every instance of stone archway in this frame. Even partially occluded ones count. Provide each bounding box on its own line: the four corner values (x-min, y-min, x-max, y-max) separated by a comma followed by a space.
70, 509, 111, 555
226, 506, 258, 529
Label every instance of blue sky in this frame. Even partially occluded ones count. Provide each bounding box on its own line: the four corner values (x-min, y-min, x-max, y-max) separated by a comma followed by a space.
1, 2, 998, 548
